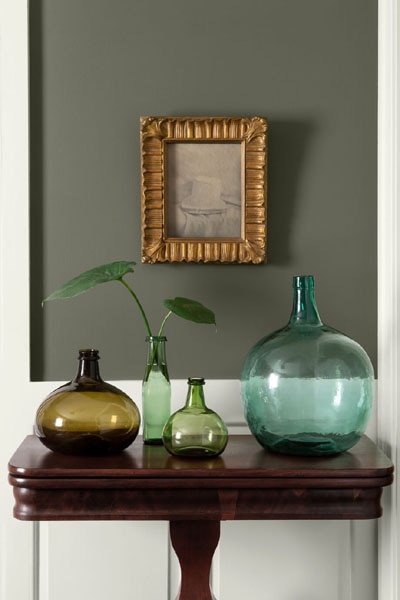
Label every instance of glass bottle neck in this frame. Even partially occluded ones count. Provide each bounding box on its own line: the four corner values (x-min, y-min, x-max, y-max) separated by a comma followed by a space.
145, 336, 167, 366
75, 349, 102, 381
289, 275, 322, 326
185, 378, 206, 409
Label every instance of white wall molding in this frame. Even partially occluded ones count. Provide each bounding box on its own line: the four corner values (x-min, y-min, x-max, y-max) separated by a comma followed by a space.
377, 1, 399, 599
0, 1, 35, 599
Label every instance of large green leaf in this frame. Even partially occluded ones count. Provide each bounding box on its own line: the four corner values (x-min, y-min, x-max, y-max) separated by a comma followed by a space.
163, 297, 216, 325
43, 261, 136, 303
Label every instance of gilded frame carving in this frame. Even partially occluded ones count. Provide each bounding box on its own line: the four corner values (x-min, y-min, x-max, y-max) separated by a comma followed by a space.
140, 116, 267, 263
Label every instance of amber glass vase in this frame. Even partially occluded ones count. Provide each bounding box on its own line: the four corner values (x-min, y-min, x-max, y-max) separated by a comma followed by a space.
34, 349, 141, 455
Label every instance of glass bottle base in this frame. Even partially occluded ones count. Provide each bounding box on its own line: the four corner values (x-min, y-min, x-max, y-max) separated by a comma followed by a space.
143, 437, 164, 445
36, 428, 136, 455
165, 445, 224, 458
254, 430, 362, 456
163, 434, 228, 457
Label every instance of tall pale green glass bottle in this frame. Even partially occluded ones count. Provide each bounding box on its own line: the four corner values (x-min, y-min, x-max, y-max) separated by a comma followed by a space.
142, 336, 171, 445
241, 275, 374, 456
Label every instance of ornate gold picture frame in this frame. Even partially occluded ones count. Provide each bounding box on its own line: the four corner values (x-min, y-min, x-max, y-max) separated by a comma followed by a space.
140, 116, 267, 263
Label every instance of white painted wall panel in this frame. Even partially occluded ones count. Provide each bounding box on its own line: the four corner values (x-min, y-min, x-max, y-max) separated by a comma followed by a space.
219, 521, 351, 600
42, 522, 169, 600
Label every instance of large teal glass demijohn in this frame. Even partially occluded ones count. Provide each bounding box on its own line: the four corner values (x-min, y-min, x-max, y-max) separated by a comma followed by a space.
240, 276, 374, 456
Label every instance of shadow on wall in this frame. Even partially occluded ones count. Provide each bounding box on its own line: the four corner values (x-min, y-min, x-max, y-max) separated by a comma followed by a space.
267, 118, 315, 266
30, 1, 44, 381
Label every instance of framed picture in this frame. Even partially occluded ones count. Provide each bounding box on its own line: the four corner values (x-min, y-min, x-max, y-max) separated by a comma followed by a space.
140, 116, 267, 263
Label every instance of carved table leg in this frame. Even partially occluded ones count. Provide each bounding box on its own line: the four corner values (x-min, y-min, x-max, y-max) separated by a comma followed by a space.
169, 520, 220, 600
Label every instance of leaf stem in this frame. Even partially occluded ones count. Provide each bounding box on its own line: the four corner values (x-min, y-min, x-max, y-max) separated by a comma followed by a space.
119, 278, 152, 337
158, 311, 172, 337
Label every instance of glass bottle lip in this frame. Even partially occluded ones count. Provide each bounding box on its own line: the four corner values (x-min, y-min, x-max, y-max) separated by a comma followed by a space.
78, 349, 100, 359
188, 377, 205, 385
292, 275, 314, 289
145, 336, 167, 342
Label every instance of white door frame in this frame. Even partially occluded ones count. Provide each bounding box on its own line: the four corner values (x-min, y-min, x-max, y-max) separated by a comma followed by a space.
0, 1, 398, 599
377, 1, 399, 599
0, 1, 34, 599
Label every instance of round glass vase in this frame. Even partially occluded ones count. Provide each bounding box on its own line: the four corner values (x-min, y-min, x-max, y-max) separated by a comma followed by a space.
162, 377, 228, 458
34, 349, 141, 455
142, 336, 171, 445
240, 275, 374, 456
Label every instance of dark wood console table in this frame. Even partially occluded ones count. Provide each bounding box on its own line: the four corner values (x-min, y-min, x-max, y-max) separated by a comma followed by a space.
8, 435, 393, 600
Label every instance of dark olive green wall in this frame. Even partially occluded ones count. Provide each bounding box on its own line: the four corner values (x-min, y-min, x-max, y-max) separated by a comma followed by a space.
30, 0, 377, 381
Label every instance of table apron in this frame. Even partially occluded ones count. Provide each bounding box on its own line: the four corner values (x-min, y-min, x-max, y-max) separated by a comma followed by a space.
10, 484, 384, 521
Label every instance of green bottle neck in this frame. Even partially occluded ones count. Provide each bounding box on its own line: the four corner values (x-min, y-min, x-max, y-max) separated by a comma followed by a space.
185, 378, 206, 409
145, 336, 167, 366
289, 275, 322, 326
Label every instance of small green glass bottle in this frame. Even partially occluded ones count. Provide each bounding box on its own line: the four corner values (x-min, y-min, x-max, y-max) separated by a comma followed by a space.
162, 377, 228, 457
